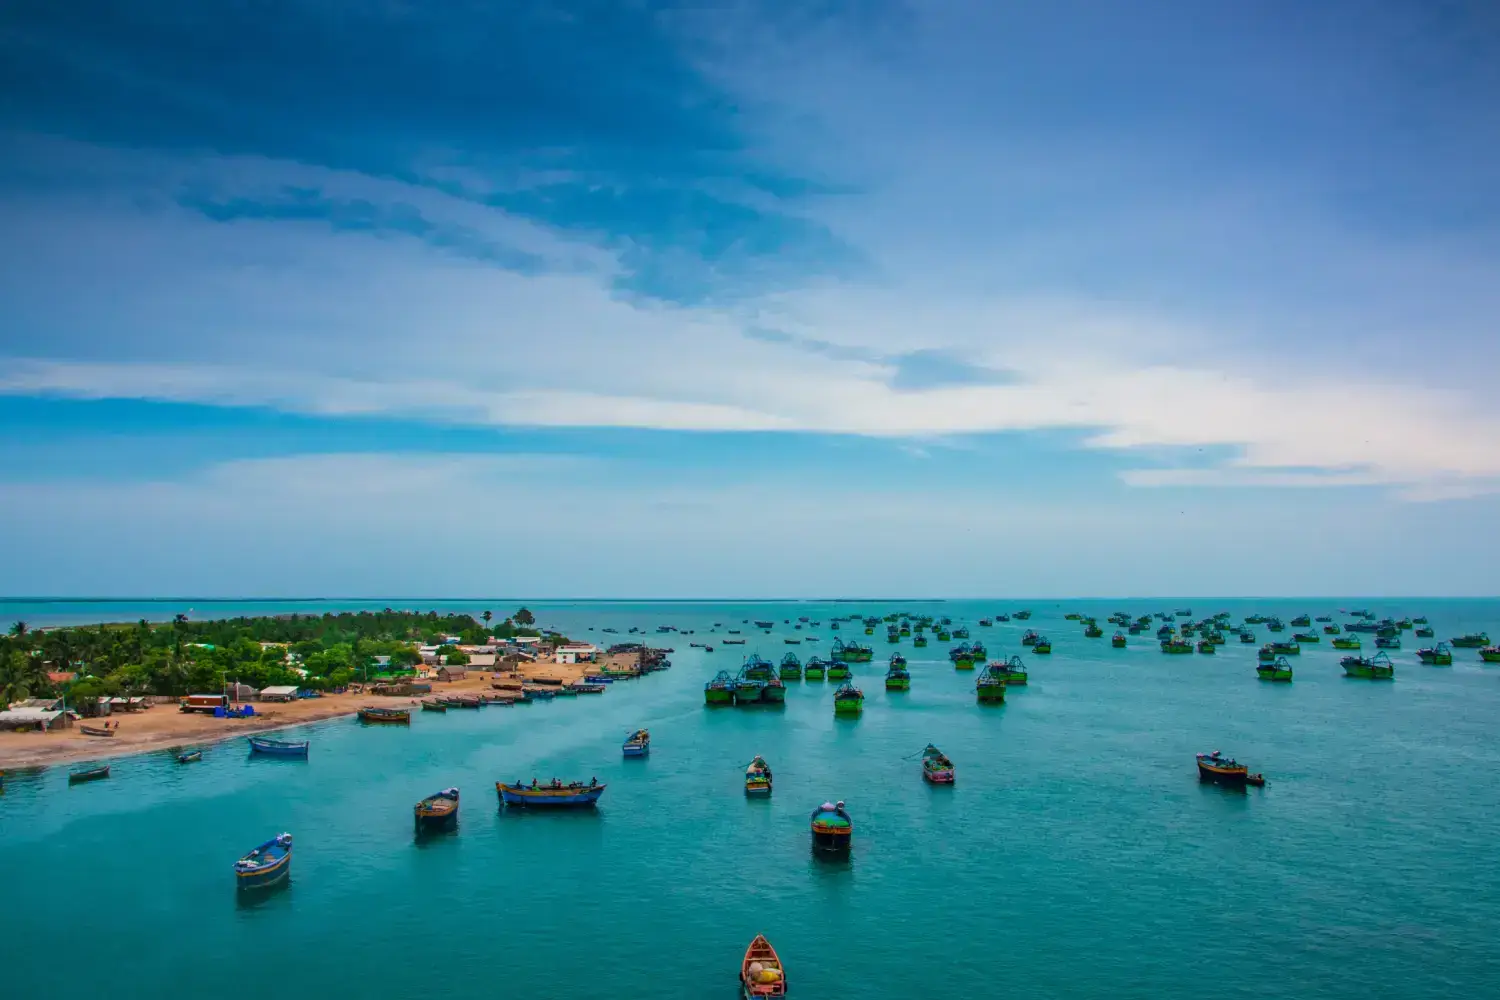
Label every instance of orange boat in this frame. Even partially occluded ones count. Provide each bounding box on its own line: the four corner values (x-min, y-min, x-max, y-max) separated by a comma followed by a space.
740, 934, 786, 997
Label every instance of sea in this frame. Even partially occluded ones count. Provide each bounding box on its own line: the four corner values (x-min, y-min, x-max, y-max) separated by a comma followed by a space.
2, 598, 1499, 1000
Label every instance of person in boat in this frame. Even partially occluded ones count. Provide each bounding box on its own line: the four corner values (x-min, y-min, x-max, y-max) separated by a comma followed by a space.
590, 776, 598, 787
531, 778, 538, 789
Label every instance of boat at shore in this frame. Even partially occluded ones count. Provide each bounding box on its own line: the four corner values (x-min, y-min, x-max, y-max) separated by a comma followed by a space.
921, 744, 955, 784
740, 934, 786, 998
69, 764, 110, 784
745, 756, 772, 797
421, 699, 447, 713
810, 800, 852, 853
1196, 750, 1249, 787
79, 724, 115, 737
248, 736, 309, 758
234, 833, 292, 890
414, 788, 460, 833
622, 729, 650, 757
357, 706, 410, 724
1256, 656, 1294, 682
1342, 651, 1395, 679
496, 779, 605, 808
833, 683, 864, 715
177, 750, 202, 764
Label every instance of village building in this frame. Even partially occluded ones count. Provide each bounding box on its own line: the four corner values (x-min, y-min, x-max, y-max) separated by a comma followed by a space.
552, 643, 600, 665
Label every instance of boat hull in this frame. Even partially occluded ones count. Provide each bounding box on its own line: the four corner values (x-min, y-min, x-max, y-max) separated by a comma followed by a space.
247, 738, 309, 758
234, 837, 292, 890
761, 685, 786, 703
622, 743, 649, 757
803, 668, 825, 681
705, 688, 734, 705
1197, 761, 1249, 786
976, 684, 1006, 703
811, 827, 852, 853
885, 677, 910, 690
833, 699, 863, 715
496, 783, 606, 808
745, 781, 772, 797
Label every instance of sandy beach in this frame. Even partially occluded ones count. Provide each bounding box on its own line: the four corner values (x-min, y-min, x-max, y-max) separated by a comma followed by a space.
0, 659, 612, 769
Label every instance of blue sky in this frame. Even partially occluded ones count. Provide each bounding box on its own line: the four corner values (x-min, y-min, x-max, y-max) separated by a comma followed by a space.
1, 1, 1498, 597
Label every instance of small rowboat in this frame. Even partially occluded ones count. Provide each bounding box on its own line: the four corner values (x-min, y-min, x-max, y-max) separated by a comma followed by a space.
79, 724, 115, 737
745, 755, 773, 796
496, 780, 605, 808
234, 833, 292, 890
421, 700, 447, 713
357, 706, 410, 724
414, 787, 460, 832
1245, 773, 1266, 787
69, 765, 110, 784
810, 800, 852, 852
248, 736, 310, 758
740, 934, 787, 997
177, 750, 202, 764
622, 729, 650, 757
921, 744, 955, 784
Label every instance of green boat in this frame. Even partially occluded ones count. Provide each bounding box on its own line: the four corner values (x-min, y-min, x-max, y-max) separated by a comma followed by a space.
899, 624, 911, 636
952, 626, 970, 639
1111, 632, 1127, 648
1332, 636, 1361, 650
1258, 645, 1276, 662
1256, 655, 1293, 682
1415, 626, 1434, 638
886, 629, 902, 644
733, 674, 765, 704
1451, 632, 1490, 648
779, 653, 803, 680
935, 630, 951, 642
804, 657, 827, 681
833, 683, 864, 715
1481, 647, 1500, 663
1032, 636, 1053, 654
950, 643, 976, 670
1290, 615, 1311, 628
995, 654, 1028, 685
1162, 638, 1193, 655
827, 662, 852, 681
863, 627, 875, 636
743, 654, 775, 681
1323, 623, 1342, 634
1083, 624, 1103, 638
1397, 618, 1413, 630
1416, 642, 1452, 666
1342, 651, 1395, 679
1270, 641, 1301, 656
913, 634, 928, 648
705, 671, 737, 705
1238, 631, 1257, 644
1413, 616, 1429, 625
885, 654, 910, 691
975, 662, 1007, 703
761, 678, 787, 703
1293, 632, 1321, 644
1196, 639, 1216, 655
1266, 619, 1286, 633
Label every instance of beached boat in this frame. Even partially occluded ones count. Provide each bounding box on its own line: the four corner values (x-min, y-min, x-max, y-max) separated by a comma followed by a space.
705, 670, 737, 705
1417, 642, 1453, 666
414, 788, 459, 833
1256, 656, 1294, 682
1162, 638, 1193, 654
1111, 631, 1127, 648
921, 744, 955, 784
885, 655, 910, 691
810, 800, 853, 853
741, 934, 787, 998
570, 682, 607, 694
622, 729, 650, 757
778, 653, 802, 681
357, 706, 410, 724
803, 657, 826, 681
745, 756, 773, 797
177, 750, 202, 764
1032, 636, 1052, 654
79, 724, 115, 737
69, 765, 110, 784
234, 833, 292, 890
1481, 646, 1500, 663
1342, 651, 1395, 679
975, 662, 1007, 703
833, 683, 864, 715
1196, 750, 1249, 786
1452, 632, 1490, 648
248, 737, 309, 758
496, 780, 605, 808
421, 699, 448, 713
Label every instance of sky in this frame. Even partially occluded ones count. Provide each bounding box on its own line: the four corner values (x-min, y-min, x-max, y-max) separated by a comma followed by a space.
1, 1, 1498, 598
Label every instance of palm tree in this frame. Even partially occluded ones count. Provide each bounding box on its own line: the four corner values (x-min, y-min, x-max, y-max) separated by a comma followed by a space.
482, 610, 493, 625
9, 621, 28, 639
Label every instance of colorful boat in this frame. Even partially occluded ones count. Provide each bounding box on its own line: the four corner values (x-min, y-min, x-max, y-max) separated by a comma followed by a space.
810, 801, 853, 853
779, 653, 802, 681
248, 737, 309, 758
1266, 619, 1286, 633
885, 655, 910, 691
1083, 624, 1103, 638
952, 626, 970, 639
1162, 638, 1193, 654
1342, 651, 1395, 679
921, 744, 955, 784
496, 780, 606, 808
1292, 632, 1320, 644
833, 683, 864, 715
950, 643, 976, 670
734, 671, 766, 704
1196, 639, 1216, 655
1032, 636, 1052, 654
234, 833, 292, 890
421, 699, 448, 713
1452, 632, 1490, 648
969, 640, 987, 660
1323, 623, 1342, 634
912, 634, 928, 647
996, 655, 1028, 685
357, 706, 410, 724
705, 670, 737, 705
935, 629, 951, 642
1417, 642, 1453, 666
622, 729, 650, 757
177, 750, 202, 764
1480, 647, 1500, 663
979, 618, 993, 627
1332, 636, 1361, 650
975, 662, 1007, 703
743, 654, 775, 680
803, 658, 826, 681
1270, 641, 1301, 656
1374, 635, 1401, 650
1256, 656, 1293, 682
740, 935, 786, 998
1111, 632, 1127, 648
68, 765, 110, 784
745, 756, 773, 797
761, 677, 787, 703
414, 788, 460, 833
1196, 751, 1248, 786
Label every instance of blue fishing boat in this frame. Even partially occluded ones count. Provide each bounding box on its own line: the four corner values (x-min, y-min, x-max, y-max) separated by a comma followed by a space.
177, 750, 202, 764
583, 675, 614, 684
414, 788, 460, 832
233, 833, 293, 890
496, 779, 606, 808
622, 729, 650, 757
247, 736, 309, 758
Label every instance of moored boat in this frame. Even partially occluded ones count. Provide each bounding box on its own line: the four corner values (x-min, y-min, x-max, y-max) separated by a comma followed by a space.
414, 788, 460, 832
1083, 623, 1104, 638
622, 729, 650, 757
1196, 639, 1216, 655
884, 654, 910, 691
1256, 656, 1293, 682
950, 643, 976, 670
1196, 750, 1248, 786
1480, 646, 1500, 663
248, 736, 309, 758
234, 833, 292, 890
803, 657, 826, 681
1374, 635, 1401, 649
921, 744, 955, 784
1323, 623, 1342, 634
744, 756, 773, 797
1162, 638, 1193, 654
1342, 651, 1395, 679
1451, 632, 1490, 648
1032, 635, 1052, 654
1293, 632, 1321, 644
496, 779, 605, 808
1111, 631, 1127, 648
1415, 626, 1435, 638
1022, 630, 1039, 646
177, 749, 202, 763
421, 699, 448, 713
740, 934, 787, 998
975, 662, 1007, 703
1270, 641, 1301, 656
912, 634, 928, 647
996, 654, 1028, 685
826, 660, 851, 681
1332, 636, 1361, 650
779, 653, 802, 681
833, 683, 864, 715
357, 706, 411, 724
810, 800, 852, 853
1417, 642, 1453, 666
79, 724, 115, 737
69, 765, 110, 784
705, 670, 736, 705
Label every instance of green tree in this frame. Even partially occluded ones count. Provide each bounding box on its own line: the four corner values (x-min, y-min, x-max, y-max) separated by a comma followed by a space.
482, 610, 493, 625
9, 620, 28, 639
436, 645, 469, 665
389, 647, 422, 668
513, 607, 536, 627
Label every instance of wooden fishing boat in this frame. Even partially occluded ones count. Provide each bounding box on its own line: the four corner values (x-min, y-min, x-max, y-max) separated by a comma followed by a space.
913, 633, 928, 647
832, 683, 864, 716
1270, 641, 1301, 656
1256, 656, 1293, 682
570, 682, 607, 694
69, 765, 110, 784
1481, 646, 1500, 663
1162, 638, 1193, 655
803, 657, 826, 681
950, 643, 976, 670
1196, 639, 1216, 655
1083, 624, 1104, 638
496, 779, 605, 808
705, 670, 737, 705
1342, 651, 1395, 679
1293, 632, 1320, 644
1245, 773, 1266, 787
1415, 626, 1435, 638
1417, 642, 1453, 666
1290, 615, 1311, 627
1031, 636, 1052, 654
761, 677, 787, 703
741, 934, 787, 998
1315, 615, 1333, 623
1013, 610, 1032, 620
921, 744, 955, 784
234, 833, 292, 890
1196, 750, 1249, 786
622, 729, 650, 757
1332, 636, 1361, 650
1022, 630, 1039, 646
1323, 623, 1342, 634
247, 736, 310, 758
357, 706, 410, 724
1374, 635, 1401, 650
810, 801, 852, 853
979, 618, 993, 627
79, 724, 115, 737
884, 655, 910, 690
1239, 631, 1257, 643
744, 756, 773, 797
414, 788, 460, 832
177, 750, 202, 764
1111, 631, 1127, 648
778, 653, 802, 681
1451, 632, 1490, 648
826, 661, 851, 681
421, 699, 448, 712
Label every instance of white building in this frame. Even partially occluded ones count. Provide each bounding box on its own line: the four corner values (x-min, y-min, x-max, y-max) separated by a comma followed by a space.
552, 643, 600, 665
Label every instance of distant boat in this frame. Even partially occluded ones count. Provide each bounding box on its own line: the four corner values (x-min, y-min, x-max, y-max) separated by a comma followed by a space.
622, 729, 650, 757
177, 750, 202, 764
414, 788, 460, 833
248, 736, 309, 758
740, 934, 787, 998
357, 706, 410, 724
885, 654, 910, 691
1196, 751, 1248, 787
68, 765, 110, 784
496, 780, 605, 808
921, 744, 955, 784
421, 700, 447, 713
233, 833, 293, 890
810, 800, 853, 853
745, 756, 773, 797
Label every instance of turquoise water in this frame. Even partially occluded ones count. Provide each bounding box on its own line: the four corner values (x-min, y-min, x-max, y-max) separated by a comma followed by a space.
3, 599, 1500, 999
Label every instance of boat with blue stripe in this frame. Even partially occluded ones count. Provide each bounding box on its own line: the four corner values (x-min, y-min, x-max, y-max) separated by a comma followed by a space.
496, 780, 606, 808
622, 729, 650, 757
234, 833, 293, 890
247, 736, 309, 758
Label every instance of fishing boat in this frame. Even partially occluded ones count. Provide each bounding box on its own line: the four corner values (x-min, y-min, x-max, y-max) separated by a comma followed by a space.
921, 744, 955, 784
1256, 656, 1294, 682
734, 669, 766, 704
1315, 615, 1333, 623
912, 634, 928, 647
1290, 615, 1311, 628
952, 626, 970, 639
744, 756, 773, 797
78, 724, 115, 737
722, 639, 747, 646
1239, 631, 1257, 643
1032, 636, 1053, 654
996, 614, 1011, 622
885, 655, 910, 691
496, 779, 605, 808
622, 729, 651, 757
705, 670, 737, 705
421, 699, 447, 713
1374, 635, 1401, 650
1270, 641, 1301, 656
803, 657, 826, 681
248, 737, 309, 758
1013, 610, 1032, 620
1481, 647, 1500, 663
1083, 623, 1104, 638
569, 682, 608, 694
1417, 642, 1453, 666
1413, 616, 1429, 624
1397, 618, 1414, 630
1065, 613, 1082, 621
1332, 636, 1361, 650
979, 618, 993, 627
779, 653, 803, 681
1175, 608, 1192, 618
950, 643, 976, 670
833, 683, 864, 716
1266, 619, 1286, 633
68, 765, 110, 784
1451, 632, 1490, 648
1111, 631, 1127, 648
996, 654, 1028, 685
1342, 651, 1395, 679
1195, 638, 1217, 655
784, 638, 801, 645
975, 662, 1007, 703
357, 706, 410, 724
753, 620, 775, 630
1323, 623, 1342, 634
414, 788, 460, 833
1196, 750, 1249, 787
740, 935, 787, 998
233, 833, 293, 890
1161, 638, 1193, 654
810, 801, 853, 853
761, 677, 787, 703
1415, 626, 1435, 638
1293, 632, 1321, 644
826, 660, 851, 681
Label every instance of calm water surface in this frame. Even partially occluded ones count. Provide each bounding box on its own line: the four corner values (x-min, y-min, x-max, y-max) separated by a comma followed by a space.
3, 599, 1499, 999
